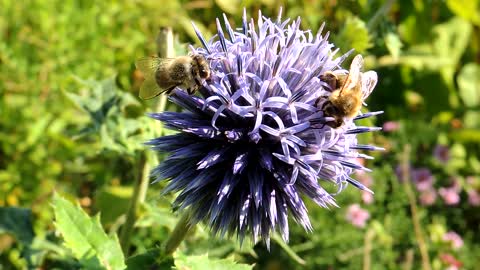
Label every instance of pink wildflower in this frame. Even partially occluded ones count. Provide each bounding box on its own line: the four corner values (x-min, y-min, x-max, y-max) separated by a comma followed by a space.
345, 204, 370, 228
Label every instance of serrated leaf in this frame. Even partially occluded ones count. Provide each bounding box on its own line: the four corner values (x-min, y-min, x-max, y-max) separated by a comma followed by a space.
174, 253, 252, 270
334, 16, 371, 54
0, 207, 34, 245
458, 63, 480, 108
52, 194, 126, 270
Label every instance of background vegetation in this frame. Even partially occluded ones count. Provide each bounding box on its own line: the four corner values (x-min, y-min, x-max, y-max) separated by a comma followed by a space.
1, 0, 479, 269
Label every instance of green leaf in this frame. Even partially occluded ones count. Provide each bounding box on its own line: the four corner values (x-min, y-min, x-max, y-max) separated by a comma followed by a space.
95, 186, 132, 225
174, 253, 252, 270
334, 16, 372, 54
385, 32, 403, 60
52, 194, 126, 270
0, 207, 34, 245
432, 17, 472, 65
458, 63, 480, 108
446, 0, 480, 26
215, 0, 241, 14
125, 248, 172, 270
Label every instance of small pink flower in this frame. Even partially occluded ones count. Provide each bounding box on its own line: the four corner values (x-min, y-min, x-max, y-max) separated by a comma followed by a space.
467, 189, 480, 206
345, 204, 370, 228
438, 187, 460, 205
433, 145, 450, 164
362, 191, 374, 204
383, 121, 400, 132
440, 253, 463, 268
443, 231, 464, 250
411, 168, 434, 191
419, 188, 437, 206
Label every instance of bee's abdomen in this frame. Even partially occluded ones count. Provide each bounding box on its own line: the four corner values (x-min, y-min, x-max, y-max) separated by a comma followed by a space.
155, 69, 172, 88
169, 63, 189, 82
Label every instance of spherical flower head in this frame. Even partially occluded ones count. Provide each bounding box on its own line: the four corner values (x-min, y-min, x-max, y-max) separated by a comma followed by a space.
147, 10, 382, 245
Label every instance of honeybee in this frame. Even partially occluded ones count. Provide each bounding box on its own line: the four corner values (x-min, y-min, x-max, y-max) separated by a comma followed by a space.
135, 54, 211, 99
316, 54, 377, 128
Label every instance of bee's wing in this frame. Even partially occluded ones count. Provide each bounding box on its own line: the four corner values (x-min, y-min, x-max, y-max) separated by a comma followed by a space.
360, 71, 378, 105
339, 54, 363, 94
135, 57, 174, 99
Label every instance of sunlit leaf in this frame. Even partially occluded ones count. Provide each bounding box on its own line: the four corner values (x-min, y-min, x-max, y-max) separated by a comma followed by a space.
458, 63, 480, 108
174, 253, 252, 270
385, 32, 403, 60
52, 194, 126, 270
334, 16, 371, 54
215, 0, 241, 14
446, 0, 480, 26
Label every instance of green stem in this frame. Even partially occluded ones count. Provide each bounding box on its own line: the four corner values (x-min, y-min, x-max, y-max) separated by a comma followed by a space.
120, 152, 150, 254
119, 27, 174, 256
362, 228, 374, 270
162, 212, 193, 257
367, 0, 396, 31
272, 233, 306, 265
401, 144, 432, 270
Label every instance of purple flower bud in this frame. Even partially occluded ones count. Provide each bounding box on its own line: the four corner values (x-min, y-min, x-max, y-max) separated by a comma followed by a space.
433, 145, 450, 164
411, 168, 435, 191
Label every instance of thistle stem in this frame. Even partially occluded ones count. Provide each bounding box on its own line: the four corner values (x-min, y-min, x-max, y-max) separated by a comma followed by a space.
362, 228, 374, 270
162, 212, 193, 256
367, 0, 396, 31
120, 152, 150, 254
119, 27, 174, 255
401, 144, 432, 270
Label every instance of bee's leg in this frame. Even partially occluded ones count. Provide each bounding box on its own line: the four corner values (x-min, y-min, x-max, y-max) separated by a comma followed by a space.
186, 86, 196, 95
164, 86, 177, 95
314, 95, 329, 107
194, 77, 202, 86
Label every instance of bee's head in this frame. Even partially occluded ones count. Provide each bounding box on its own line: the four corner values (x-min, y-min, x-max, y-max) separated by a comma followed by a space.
193, 55, 211, 79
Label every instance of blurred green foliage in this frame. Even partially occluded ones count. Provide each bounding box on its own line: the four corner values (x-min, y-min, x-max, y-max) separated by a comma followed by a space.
1, 0, 479, 269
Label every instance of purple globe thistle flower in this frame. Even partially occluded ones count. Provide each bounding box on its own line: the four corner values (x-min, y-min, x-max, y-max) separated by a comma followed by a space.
147, 10, 383, 244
